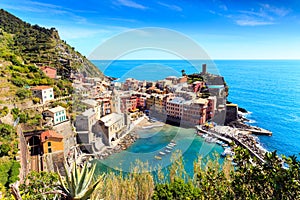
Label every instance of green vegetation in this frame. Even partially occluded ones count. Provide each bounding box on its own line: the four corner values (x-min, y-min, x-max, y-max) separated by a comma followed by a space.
19, 171, 60, 200
0, 124, 20, 190
58, 162, 101, 200
0, 9, 103, 78
0, 106, 9, 117
3, 149, 300, 199
187, 73, 204, 84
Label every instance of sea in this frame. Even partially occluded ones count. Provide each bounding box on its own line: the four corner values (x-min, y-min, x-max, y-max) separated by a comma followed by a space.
92, 59, 300, 174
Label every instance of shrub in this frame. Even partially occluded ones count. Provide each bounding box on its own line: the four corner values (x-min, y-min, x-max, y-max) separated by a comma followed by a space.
0, 143, 10, 157
32, 97, 40, 104
153, 178, 201, 200
16, 88, 31, 100
11, 107, 20, 119
0, 123, 14, 138
0, 106, 9, 117
11, 77, 26, 87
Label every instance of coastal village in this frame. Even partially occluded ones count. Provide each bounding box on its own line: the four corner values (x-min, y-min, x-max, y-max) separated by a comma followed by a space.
0, 62, 272, 180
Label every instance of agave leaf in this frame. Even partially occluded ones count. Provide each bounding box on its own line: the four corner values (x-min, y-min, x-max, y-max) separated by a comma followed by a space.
76, 162, 89, 194
76, 178, 101, 200
57, 165, 69, 195
64, 164, 76, 196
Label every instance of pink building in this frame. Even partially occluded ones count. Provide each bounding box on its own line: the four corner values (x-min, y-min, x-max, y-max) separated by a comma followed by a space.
182, 98, 208, 125
166, 97, 184, 119
166, 97, 209, 125
40, 66, 57, 79
207, 96, 216, 120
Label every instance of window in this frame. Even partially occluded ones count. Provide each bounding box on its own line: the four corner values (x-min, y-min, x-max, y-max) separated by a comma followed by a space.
50, 94, 53, 98
48, 148, 52, 153
44, 91, 46, 93
48, 142, 51, 146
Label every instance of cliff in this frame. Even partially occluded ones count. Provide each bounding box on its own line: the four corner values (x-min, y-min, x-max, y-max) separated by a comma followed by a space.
0, 9, 103, 78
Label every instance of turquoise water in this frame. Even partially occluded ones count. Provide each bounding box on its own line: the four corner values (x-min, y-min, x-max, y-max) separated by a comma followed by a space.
93, 59, 300, 173
95, 124, 224, 175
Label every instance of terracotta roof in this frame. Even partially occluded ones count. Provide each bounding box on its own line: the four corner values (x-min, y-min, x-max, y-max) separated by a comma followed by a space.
41, 130, 63, 143
31, 85, 53, 90
40, 66, 57, 70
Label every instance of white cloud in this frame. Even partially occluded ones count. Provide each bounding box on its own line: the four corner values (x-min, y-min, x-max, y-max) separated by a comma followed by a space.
0, 0, 93, 25
114, 0, 147, 10
157, 2, 182, 12
233, 4, 291, 26
260, 4, 291, 17
235, 19, 274, 26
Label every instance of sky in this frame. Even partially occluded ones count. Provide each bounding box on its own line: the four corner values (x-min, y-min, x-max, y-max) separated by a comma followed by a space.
1, 0, 300, 59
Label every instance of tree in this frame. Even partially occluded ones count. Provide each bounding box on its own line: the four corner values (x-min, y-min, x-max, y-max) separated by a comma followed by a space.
153, 178, 201, 200
0, 143, 10, 157
19, 171, 60, 200
181, 69, 186, 76
0, 123, 14, 138
0, 158, 19, 189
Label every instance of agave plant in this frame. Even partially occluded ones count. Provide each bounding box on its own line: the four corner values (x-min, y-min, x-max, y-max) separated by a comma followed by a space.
58, 162, 101, 200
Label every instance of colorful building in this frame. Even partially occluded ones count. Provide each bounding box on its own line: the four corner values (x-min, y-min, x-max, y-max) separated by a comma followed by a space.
207, 96, 217, 120
166, 97, 184, 119
182, 98, 208, 125
40, 130, 64, 154
31, 85, 54, 104
43, 106, 67, 125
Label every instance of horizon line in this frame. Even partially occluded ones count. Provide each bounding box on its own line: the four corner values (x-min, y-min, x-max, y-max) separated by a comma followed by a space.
89, 58, 300, 61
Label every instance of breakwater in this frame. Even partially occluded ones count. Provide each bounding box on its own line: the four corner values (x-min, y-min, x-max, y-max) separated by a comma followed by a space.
198, 125, 267, 163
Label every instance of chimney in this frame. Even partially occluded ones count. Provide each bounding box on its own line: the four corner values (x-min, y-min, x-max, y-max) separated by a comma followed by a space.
202, 64, 207, 74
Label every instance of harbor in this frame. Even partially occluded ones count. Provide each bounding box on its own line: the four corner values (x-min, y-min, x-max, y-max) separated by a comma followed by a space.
196, 125, 268, 163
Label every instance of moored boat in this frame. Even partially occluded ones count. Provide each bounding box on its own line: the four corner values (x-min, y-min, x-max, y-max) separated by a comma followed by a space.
155, 155, 162, 160
221, 148, 234, 157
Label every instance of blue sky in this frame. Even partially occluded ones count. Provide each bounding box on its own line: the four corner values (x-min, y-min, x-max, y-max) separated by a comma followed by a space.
1, 0, 300, 59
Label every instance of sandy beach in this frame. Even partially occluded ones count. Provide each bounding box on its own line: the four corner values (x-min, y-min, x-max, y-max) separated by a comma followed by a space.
134, 117, 165, 129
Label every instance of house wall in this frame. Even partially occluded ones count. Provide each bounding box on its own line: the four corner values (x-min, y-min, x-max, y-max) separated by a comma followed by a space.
53, 110, 67, 125
42, 138, 64, 154
32, 88, 54, 103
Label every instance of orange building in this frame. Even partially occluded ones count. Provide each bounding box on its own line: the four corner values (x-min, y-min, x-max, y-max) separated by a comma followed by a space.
40, 66, 57, 79
40, 130, 64, 154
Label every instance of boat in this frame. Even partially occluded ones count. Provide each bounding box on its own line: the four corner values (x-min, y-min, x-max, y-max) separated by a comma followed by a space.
205, 137, 217, 143
155, 156, 162, 160
216, 140, 224, 145
165, 149, 171, 153
222, 143, 229, 147
221, 148, 233, 157
166, 146, 173, 150
168, 142, 176, 147
159, 151, 166, 155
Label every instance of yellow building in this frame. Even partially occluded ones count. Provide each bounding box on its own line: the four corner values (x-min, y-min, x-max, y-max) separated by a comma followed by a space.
41, 130, 64, 154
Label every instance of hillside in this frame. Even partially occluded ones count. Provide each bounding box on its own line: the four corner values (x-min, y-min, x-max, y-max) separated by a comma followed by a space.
0, 9, 102, 78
